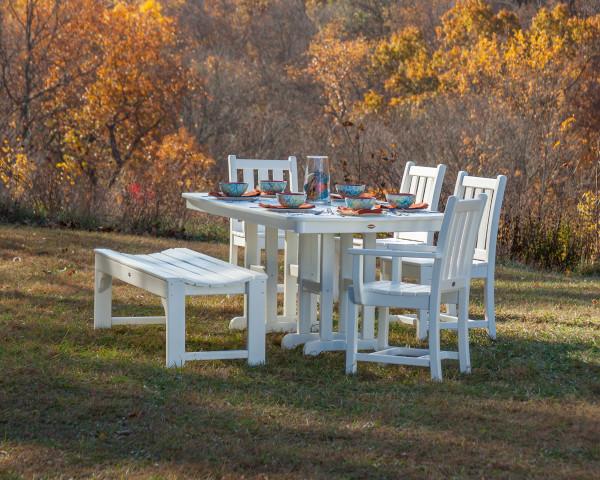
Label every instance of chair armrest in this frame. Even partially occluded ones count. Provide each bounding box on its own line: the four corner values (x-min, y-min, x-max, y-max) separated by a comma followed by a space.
346, 248, 441, 259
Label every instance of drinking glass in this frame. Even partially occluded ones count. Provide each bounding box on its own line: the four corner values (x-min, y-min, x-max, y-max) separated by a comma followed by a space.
303, 155, 330, 204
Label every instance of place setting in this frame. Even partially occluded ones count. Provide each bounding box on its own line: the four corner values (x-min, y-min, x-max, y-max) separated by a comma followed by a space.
208, 182, 261, 201
332, 184, 429, 216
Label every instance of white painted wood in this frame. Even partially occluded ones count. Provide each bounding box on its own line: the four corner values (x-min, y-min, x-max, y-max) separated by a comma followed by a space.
184, 351, 248, 361
247, 275, 266, 365
93, 248, 267, 368
112, 316, 165, 325
318, 234, 335, 342
184, 194, 444, 235
398, 173, 506, 339
228, 155, 299, 297
395, 162, 446, 245
362, 234, 377, 341
345, 288, 359, 374
264, 226, 279, 327
184, 193, 444, 355
344, 195, 487, 381
283, 231, 299, 319
337, 234, 354, 336
164, 283, 186, 367
298, 234, 319, 335
94, 260, 112, 329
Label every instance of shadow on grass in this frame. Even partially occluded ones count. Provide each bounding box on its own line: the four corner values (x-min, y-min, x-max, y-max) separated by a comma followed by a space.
1, 330, 599, 478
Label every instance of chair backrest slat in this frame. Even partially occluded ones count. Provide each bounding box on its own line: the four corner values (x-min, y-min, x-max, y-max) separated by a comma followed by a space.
453, 172, 507, 262
435, 195, 487, 287
396, 161, 447, 244
228, 155, 299, 234
229, 155, 299, 191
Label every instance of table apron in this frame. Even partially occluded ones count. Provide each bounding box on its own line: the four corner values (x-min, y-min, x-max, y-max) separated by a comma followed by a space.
185, 198, 443, 234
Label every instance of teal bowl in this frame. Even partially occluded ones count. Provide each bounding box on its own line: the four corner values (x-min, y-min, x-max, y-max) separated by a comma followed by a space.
259, 180, 288, 194
277, 192, 306, 208
336, 184, 366, 197
345, 197, 376, 210
386, 192, 416, 209
219, 182, 248, 197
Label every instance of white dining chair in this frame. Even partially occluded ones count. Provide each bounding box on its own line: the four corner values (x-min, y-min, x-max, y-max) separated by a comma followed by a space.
342, 162, 446, 316
228, 155, 299, 326
388, 173, 507, 339
380, 161, 447, 245
350, 162, 446, 252
344, 194, 488, 381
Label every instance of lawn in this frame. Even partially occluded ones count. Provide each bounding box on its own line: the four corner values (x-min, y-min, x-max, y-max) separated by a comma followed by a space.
0, 224, 599, 479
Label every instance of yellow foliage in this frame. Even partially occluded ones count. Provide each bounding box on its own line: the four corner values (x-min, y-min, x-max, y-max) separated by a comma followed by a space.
0, 142, 35, 199
303, 24, 370, 121
53, 0, 186, 189
577, 191, 600, 241
370, 27, 437, 105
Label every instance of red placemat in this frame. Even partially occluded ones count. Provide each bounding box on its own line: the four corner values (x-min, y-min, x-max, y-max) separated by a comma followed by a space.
338, 205, 383, 216
259, 203, 315, 210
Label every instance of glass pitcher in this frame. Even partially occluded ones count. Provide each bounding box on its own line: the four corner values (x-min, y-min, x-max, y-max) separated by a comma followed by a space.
303, 155, 330, 204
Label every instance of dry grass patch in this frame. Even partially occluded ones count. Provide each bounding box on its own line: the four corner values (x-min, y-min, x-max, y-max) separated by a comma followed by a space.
0, 225, 599, 479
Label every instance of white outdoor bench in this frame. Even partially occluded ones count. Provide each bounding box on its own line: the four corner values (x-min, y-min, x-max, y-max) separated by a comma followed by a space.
93, 248, 267, 367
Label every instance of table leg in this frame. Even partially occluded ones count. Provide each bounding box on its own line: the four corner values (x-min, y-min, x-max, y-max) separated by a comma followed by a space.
304, 233, 377, 355
283, 231, 298, 320
230, 224, 296, 333
319, 234, 335, 340
361, 233, 376, 341
265, 227, 296, 332
281, 233, 319, 349
337, 233, 354, 336
230, 222, 259, 330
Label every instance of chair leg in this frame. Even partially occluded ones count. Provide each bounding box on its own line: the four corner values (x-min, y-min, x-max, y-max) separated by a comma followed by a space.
457, 288, 471, 374
428, 300, 442, 381
377, 307, 389, 350
484, 276, 496, 339
246, 277, 266, 366
345, 288, 359, 375
164, 281, 186, 368
416, 266, 431, 341
229, 237, 239, 266
94, 268, 112, 329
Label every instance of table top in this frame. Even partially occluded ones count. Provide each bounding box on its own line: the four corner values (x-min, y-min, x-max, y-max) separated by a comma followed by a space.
184, 193, 444, 234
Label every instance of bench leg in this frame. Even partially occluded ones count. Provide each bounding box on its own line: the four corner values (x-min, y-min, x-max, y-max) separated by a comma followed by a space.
246, 276, 266, 366
163, 281, 186, 367
94, 268, 112, 329
246, 278, 267, 365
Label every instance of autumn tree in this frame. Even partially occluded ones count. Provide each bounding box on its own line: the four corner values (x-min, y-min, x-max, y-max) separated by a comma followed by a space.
297, 23, 371, 180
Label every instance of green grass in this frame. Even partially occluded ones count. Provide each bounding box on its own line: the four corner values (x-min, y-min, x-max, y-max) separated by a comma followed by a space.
0, 224, 599, 479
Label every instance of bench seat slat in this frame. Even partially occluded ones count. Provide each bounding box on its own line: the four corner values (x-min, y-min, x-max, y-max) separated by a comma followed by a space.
145, 252, 239, 286
157, 249, 255, 283
95, 248, 257, 287
127, 254, 217, 286
96, 249, 181, 282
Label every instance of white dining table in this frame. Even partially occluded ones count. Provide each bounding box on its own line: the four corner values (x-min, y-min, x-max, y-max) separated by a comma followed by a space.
183, 193, 444, 355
